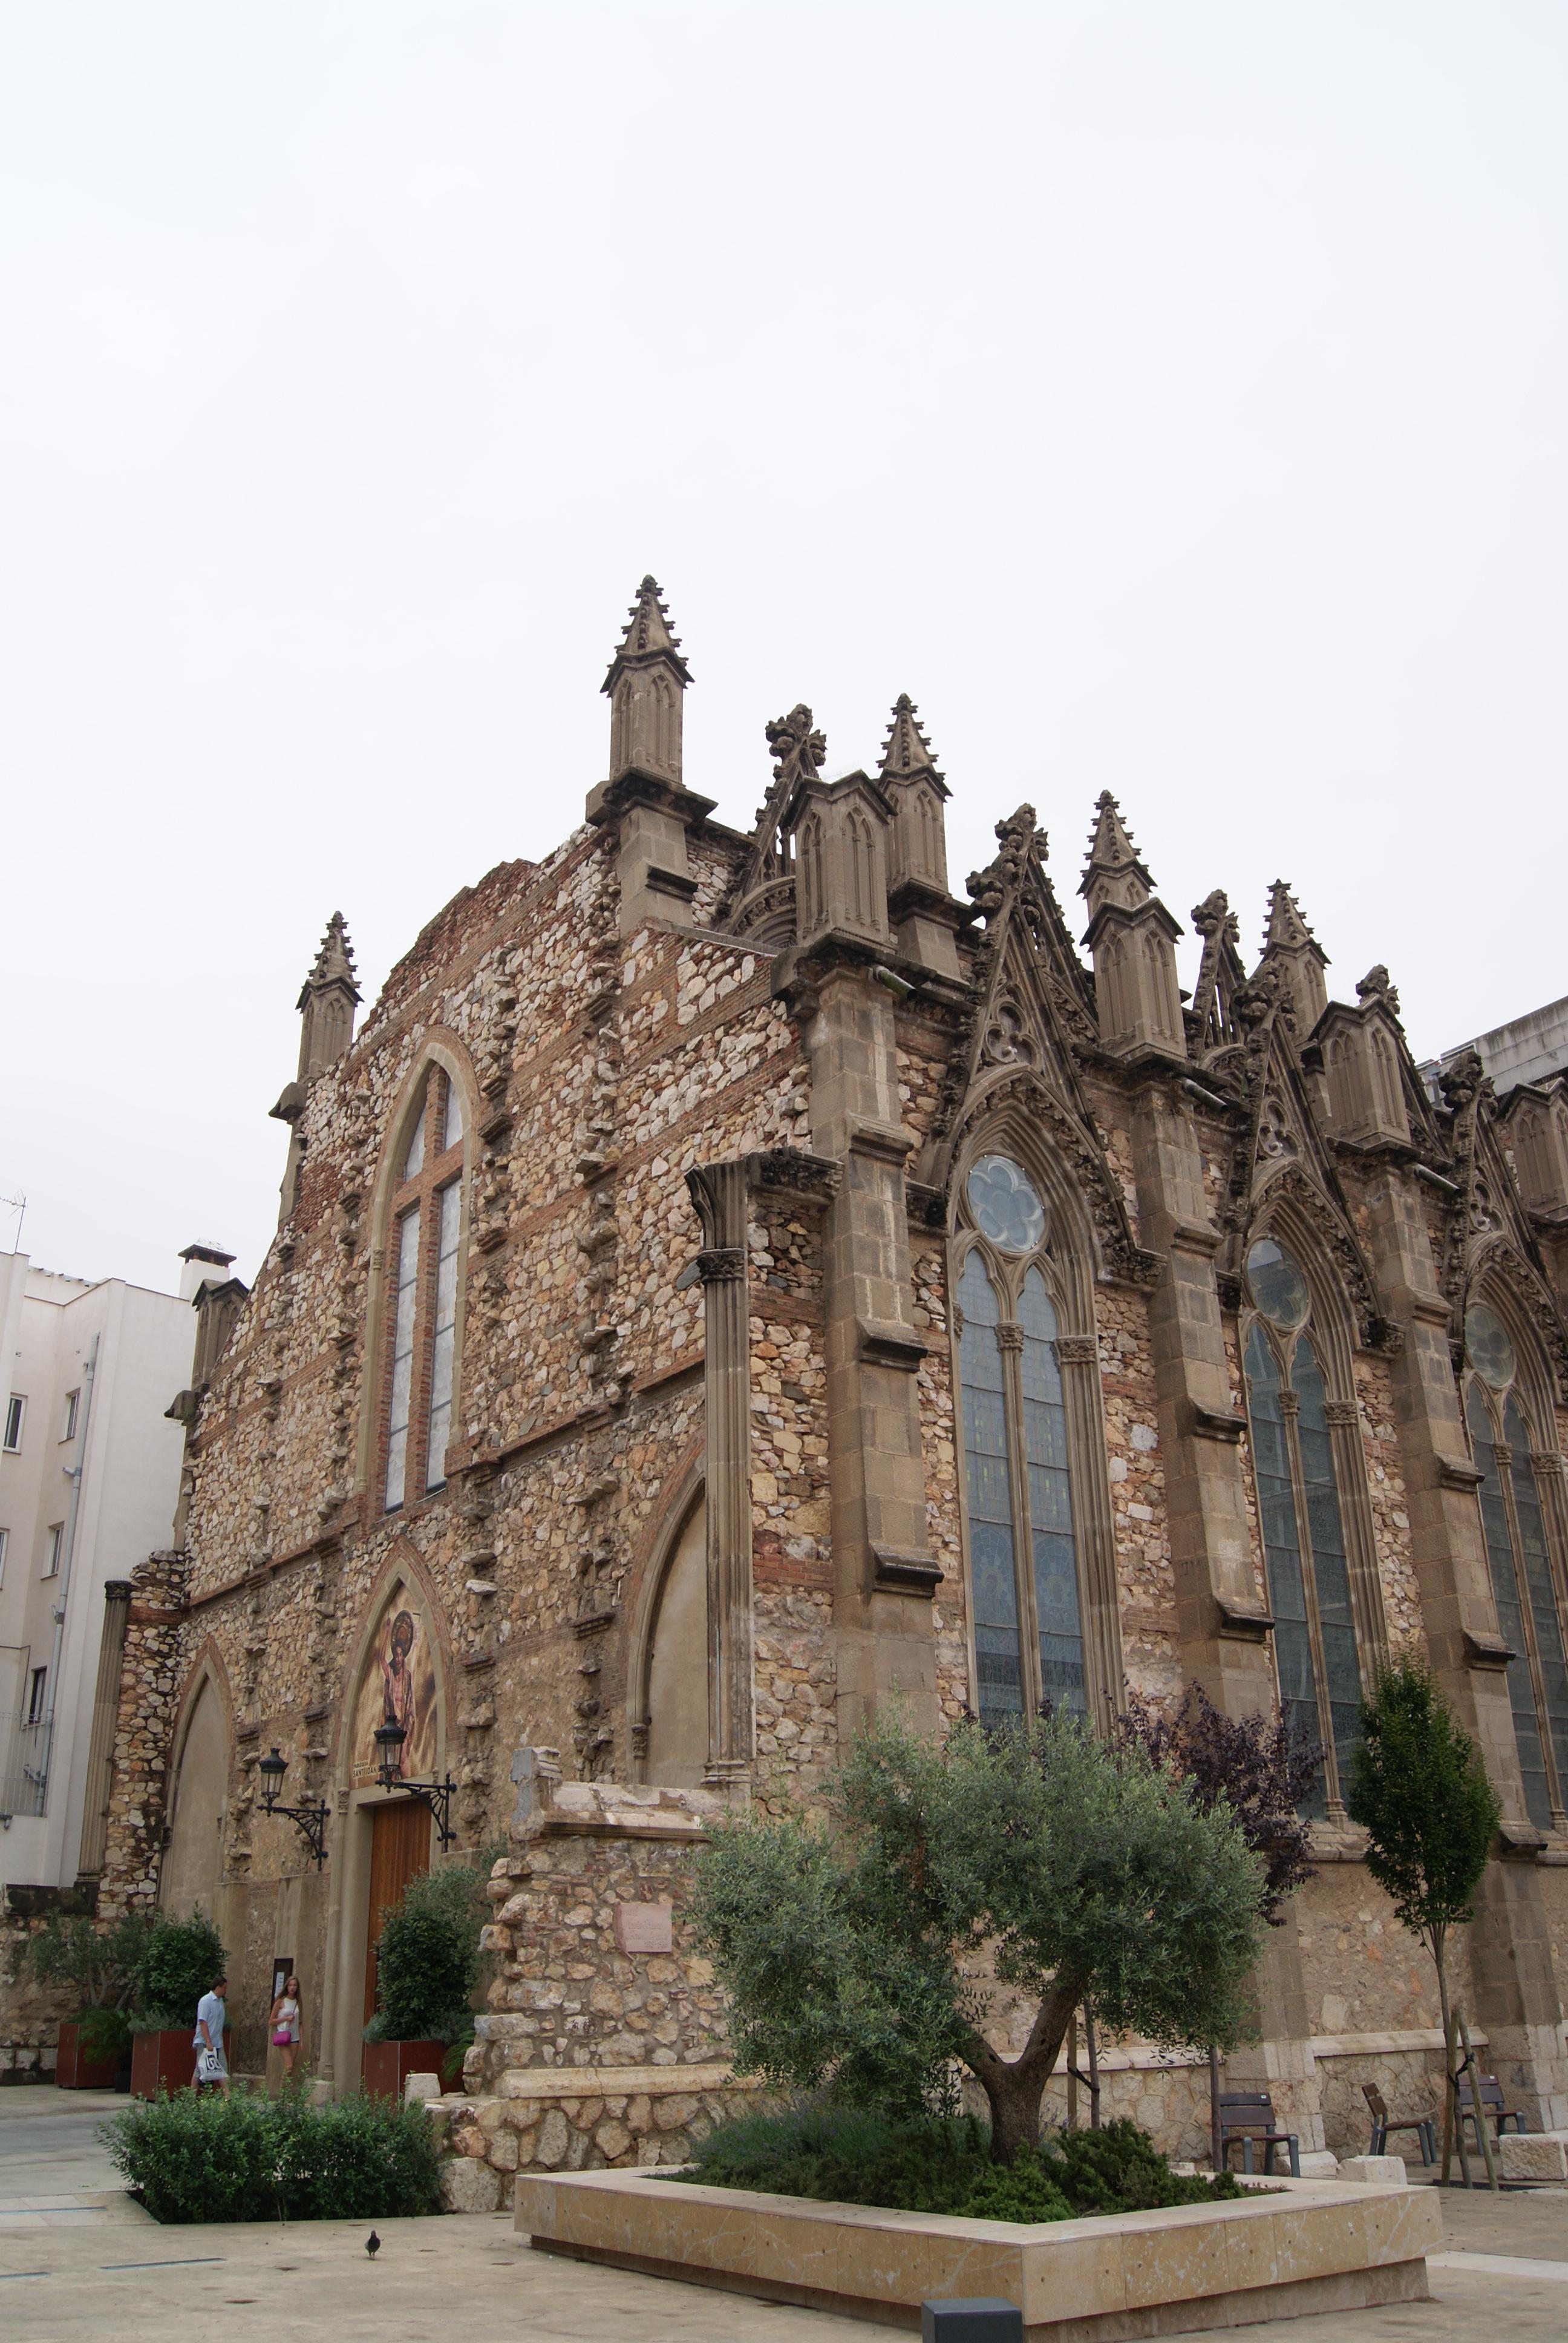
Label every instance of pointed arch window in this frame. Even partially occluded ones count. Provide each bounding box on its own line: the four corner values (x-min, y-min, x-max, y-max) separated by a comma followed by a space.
1242, 1236, 1364, 1817
956, 1153, 1090, 1724
1463, 1303, 1568, 1832
382, 1066, 466, 1510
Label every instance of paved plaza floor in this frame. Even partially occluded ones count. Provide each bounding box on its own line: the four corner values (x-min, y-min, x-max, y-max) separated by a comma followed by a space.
1, 2086, 1564, 2342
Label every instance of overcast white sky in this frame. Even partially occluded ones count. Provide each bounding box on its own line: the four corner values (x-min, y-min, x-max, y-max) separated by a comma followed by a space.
4, 2, 1565, 1297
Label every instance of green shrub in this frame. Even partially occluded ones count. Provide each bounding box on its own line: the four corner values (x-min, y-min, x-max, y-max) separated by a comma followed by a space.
682, 2106, 1243, 2224
133, 1912, 227, 2032
364, 1863, 488, 2044
99, 2088, 442, 2223
22, 1909, 153, 2013
76, 2006, 133, 2068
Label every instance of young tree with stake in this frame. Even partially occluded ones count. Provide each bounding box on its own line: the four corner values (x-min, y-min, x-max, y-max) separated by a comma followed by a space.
1345, 1657, 1502, 2184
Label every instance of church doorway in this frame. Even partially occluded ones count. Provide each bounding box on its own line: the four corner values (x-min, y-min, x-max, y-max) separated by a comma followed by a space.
362, 1797, 431, 2033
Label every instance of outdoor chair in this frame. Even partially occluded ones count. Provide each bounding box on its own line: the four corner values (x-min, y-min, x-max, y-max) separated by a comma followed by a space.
1217, 2091, 1300, 2178
1361, 2083, 1436, 2166
1457, 2073, 1527, 2146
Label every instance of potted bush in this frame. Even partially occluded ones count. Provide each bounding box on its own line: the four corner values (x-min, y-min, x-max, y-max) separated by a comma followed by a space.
128, 1912, 229, 2097
21, 1909, 152, 2091
362, 1863, 487, 2097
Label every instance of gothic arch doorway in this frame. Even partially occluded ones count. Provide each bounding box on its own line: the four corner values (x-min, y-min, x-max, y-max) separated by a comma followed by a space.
160, 1673, 229, 1921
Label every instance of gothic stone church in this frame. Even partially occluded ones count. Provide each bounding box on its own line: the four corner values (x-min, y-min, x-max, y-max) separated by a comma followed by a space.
97, 579, 1568, 2156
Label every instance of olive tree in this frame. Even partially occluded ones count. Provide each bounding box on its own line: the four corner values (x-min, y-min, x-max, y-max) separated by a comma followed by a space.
694, 1708, 1267, 2163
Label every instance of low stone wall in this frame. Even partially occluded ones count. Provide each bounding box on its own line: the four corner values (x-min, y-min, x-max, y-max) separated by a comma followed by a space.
431, 2062, 760, 2212
0, 1889, 85, 2085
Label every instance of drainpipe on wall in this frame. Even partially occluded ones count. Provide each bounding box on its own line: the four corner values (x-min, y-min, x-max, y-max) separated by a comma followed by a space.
38, 1332, 99, 1809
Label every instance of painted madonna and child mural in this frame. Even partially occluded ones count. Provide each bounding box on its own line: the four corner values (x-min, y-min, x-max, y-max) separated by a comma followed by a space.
87, 576, 1568, 2168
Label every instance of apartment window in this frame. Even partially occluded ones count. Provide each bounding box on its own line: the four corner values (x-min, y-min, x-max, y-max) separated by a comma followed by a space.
0, 1527, 8, 1587
27, 1666, 47, 1725
44, 1522, 63, 1578
62, 1389, 80, 1441
3, 1394, 23, 1452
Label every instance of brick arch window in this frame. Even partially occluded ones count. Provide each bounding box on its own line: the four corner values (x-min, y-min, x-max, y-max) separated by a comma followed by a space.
1240, 1233, 1367, 1819
954, 1151, 1103, 1726
1463, 1299, 1568, 1833
382, 1064, 467, 1510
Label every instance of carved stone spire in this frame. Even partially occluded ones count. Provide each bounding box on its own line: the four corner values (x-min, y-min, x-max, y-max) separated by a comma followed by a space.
1078, 795, 1184, 1061
1079, 791, 1154, 923
875, 696, 955, 971
878, 694, 944, 788
602, 574, 690, 785
1257, 881, 1328, 1036
296, 912, 361, 1080
270, 912, 361, 1223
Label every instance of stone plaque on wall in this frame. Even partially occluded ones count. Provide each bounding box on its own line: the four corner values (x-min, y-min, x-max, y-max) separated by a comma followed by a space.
613, 1900, 673, 1955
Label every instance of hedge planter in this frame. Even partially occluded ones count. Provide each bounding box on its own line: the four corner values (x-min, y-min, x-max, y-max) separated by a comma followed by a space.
131, 2028, 230, 2099
55, 2021, 119, 2091
363, 2040, 448, 2100
517, 2168, 1442, 2342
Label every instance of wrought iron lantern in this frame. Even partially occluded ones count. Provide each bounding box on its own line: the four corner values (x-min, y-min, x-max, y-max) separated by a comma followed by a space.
256, 1746, 330, 1868
371, 1718, 457, 1849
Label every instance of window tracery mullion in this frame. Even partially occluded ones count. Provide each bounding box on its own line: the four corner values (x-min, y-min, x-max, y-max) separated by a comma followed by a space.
1278, 1375, 1345, 1816
995, 1314, 1042, 1716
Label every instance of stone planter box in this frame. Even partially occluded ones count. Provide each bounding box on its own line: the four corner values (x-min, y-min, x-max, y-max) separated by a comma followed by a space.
363, 2039, 449, 2101
55, 2020, 119, 2090
515, 2168, 1439, 2341
131, 2027, 230, 2098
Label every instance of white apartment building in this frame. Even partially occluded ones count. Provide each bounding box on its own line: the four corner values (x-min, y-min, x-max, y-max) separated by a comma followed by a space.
0, 1244, 229, 1890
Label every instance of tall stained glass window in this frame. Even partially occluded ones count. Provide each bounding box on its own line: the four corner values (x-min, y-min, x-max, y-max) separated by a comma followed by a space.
381, 1065, 468, 1511
956, 1154, 1088, 1725
1464, 1302, 1568, 1832
1242, 1236, 1364, 1817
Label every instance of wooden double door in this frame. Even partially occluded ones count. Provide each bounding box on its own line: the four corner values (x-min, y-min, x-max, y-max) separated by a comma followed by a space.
362, 1797, 433, 2030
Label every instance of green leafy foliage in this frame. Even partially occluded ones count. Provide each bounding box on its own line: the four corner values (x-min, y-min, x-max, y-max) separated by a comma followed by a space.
682, 2106, 1243, 2223
22, 1909, 154, 2013
1345, 1657, 1501, 1950
363, 1862, 489, 2044
99, 2087, 442, 2223
694, 1709, 1267, 2158
132, 1912, 227, 2032
76, 2006, 133, 2068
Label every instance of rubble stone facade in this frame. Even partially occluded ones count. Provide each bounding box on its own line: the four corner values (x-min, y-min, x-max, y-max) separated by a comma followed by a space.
97, 578, 1568, 2163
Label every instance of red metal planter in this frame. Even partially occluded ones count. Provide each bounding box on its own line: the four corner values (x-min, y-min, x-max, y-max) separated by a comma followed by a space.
361, 2039, 448, 2100
130, 2027, 230, 2097
54, 2020, 119, 2091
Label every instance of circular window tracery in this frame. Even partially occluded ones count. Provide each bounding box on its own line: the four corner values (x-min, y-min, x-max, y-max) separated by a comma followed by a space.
1246, 1236, 1312, 1331
966, 1155, 1047, 1254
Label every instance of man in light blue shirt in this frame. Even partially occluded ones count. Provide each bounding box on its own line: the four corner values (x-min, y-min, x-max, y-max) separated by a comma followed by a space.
193, 1973, 229, 2094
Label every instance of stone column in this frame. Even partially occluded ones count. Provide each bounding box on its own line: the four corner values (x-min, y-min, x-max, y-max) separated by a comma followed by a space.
95, 1550, 189, 1922
687, 1161, 754, 1790
1130, 1085, 1278, 1709
804, 963, 940, 1740
1362, 1165, 1568, 2128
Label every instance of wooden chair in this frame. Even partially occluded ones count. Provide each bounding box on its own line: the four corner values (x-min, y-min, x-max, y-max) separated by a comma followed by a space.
1218, 2091, 1300, 2178
1361, 2083, 1436, 2166
1457, 2073, 1527, 2146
